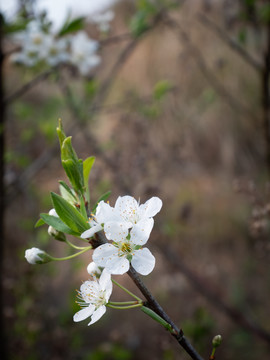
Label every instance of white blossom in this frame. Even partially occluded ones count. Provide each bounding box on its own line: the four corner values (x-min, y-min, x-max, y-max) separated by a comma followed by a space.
81, 200, 119, 239
93, 221, 155, 275
90, 10, 114, 32
73, 270, 112, 326
25, 247, 46, 264
69, 31, 101, 75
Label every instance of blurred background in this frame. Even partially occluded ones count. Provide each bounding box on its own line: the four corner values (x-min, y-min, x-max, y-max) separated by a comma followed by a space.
1, 0, 270, 359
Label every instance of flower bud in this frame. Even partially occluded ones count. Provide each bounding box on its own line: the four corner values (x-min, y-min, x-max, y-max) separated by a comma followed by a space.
25, 247, 51, 264
48, 226, 66, 242
212, 335, 222, 348
87, 261, 103, 278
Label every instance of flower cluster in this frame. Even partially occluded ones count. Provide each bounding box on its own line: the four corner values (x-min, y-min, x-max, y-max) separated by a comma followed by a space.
10, 8, 115, 75
11, 21, 101, 75
82, 196, 162, 276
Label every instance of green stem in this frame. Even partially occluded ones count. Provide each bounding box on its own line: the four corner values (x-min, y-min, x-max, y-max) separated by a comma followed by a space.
112, 279, 142, 301
65, 239, 88, 250
109, 301, 141, 306
50, 246, 92, 261
107, 303, 143, 310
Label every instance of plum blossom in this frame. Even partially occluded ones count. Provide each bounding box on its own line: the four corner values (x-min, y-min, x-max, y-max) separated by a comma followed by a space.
92, 221, 155, 275
73, 270, 112, 326
90, 10, 115, 32
69, 31, 101, 75
81, 200, 119, 239
81, 196, 162, 239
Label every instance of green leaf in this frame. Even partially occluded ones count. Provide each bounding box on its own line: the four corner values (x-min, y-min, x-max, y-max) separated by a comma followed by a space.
59, 180, 77, 203
79, 196, 88, 220
61, 137, 84, 194
51, 192, 89, 233
141, 306, 175, 334
83, 156, 95, 203
92, 191, 111, 212
56, 119, 66, 148
35, 218, 45, 228
58, 16, 85, 36
40, 213, 79, 235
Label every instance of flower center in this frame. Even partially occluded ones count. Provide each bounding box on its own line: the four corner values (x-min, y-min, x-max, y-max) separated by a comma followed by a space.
120, 242, 132, 254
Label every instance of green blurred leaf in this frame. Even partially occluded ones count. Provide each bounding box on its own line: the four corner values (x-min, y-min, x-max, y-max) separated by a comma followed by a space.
58, 16, 85, 36
79, 196, 88, 220
153, 80, 172, 100
40, 213, 79, 235
51, 192, 89, 233
35, 218, 45, 228
83, 156, 95, 203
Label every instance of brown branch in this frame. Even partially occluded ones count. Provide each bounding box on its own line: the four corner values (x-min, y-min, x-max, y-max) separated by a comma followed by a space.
160, 244, 270, 345
197, 13, 263, 73
128, 267, 205, 360
4, 68, 55, 105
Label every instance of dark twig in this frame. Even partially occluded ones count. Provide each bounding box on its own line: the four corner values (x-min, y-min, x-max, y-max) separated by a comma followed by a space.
197, 13, 263, 73
161, 244, 270, 345
127, 267, 204, 360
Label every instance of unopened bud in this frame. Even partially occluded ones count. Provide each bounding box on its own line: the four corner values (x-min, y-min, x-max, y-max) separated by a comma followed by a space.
212, 335, 222, 348
48, 226, 66, 242
25, 247, 51, 264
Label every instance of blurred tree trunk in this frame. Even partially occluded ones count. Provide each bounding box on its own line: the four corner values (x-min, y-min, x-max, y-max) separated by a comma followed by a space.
262, 22, 270, 174
0, 13, 7, 360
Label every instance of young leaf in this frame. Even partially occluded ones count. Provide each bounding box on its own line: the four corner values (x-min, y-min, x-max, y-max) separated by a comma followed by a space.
40, 213, 79, 235
51, 192, 89, 233
35, 218, 45, 228
79, 196, 88, 220
56, 119, 66, 148
59, 180, 77, 202
58, 16, 85, 37
83, 156, 95, 202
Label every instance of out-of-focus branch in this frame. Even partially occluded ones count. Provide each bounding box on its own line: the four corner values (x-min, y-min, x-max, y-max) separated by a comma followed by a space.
160, 244, 270, 345
197, 13, 263, 73
164, 15, 255, 120
99, 32, 132, 46
4, 68, 55, 104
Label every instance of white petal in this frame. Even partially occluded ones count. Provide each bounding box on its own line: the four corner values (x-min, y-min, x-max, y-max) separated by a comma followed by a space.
73, 305, 95, 322
99, 270, 112, 297
115, 196, 139, 219
81, 224, 102, 239
105, 256, 130, 275
104, 221, 129, 242
139, 197, 162, 218
131, 248, 155, 275
88, 305, 106, 325
92, 244, 119, 267
96, 201, 119, 223
130, 218, 154, 245
87, 262, 101, 277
